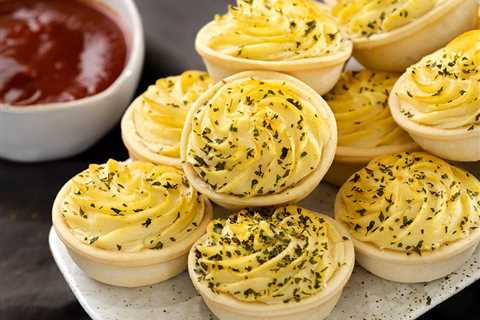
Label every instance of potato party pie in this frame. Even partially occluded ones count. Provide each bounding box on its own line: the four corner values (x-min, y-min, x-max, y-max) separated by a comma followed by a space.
195, 0, 353, 94
181, 71, 337, 208
188, 205, 354, 320
323, 70, 417, 186
52, 159, 212, 287
390, 30, 480, 161
335, 152, 480, 282
122, 71, 212, 167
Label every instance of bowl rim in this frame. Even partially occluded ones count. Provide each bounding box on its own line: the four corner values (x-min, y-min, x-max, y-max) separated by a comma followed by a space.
195, 21, 353, 71
187, 212, 355, 315
52, 178, 213, 267
0, 0, 144, 114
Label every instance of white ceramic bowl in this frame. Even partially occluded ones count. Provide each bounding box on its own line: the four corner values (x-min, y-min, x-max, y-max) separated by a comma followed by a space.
0, 0, 145, 162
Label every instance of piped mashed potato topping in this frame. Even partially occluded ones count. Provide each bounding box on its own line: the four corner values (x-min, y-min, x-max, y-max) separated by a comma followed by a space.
61, 160, 206, 252
324, 70, 413, 148
204, 0, 351, 61
185, 77, 332, 198
332, 0, 447, 38
133, 71, 211, 158
336, 152, 480, 255
193, 205, 349, 303
393, 31, 480, 131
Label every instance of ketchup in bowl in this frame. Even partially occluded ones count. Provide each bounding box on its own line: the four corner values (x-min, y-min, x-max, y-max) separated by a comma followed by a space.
0, 0, 127, 106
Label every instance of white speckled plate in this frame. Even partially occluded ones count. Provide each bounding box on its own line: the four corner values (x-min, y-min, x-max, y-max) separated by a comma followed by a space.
49, 169, 480, 320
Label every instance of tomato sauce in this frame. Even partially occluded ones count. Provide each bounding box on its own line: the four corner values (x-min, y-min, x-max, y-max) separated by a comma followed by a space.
0, 0, 127, 106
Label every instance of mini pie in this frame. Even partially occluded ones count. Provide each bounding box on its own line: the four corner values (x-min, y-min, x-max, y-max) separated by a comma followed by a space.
331, 0, 478, 71
323, 70, 417, 186
335, 152, 480, 283
52, 159, 213, 287
121, 71, 212, 167
180, 71, 337, 209
188, 205, 354, 320
195, 0, 352, 94
389, 31, 480, 161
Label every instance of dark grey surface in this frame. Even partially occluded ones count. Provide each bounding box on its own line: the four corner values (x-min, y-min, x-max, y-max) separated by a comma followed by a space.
0, 0, 478, 319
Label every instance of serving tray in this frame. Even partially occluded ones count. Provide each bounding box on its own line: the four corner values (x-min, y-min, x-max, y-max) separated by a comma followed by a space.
49, 161, 480, 320
49, 58, 480, 319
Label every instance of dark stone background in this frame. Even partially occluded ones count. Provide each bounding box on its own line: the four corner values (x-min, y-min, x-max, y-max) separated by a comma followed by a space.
0, 0, 478, 319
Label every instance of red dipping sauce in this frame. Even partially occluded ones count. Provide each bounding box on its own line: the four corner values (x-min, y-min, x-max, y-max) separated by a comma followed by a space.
0, 0, 127, 106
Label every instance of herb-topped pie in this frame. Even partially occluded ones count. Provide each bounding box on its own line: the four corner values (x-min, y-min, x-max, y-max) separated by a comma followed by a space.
390, 31, 480, 161
188, 205, 354, 320
331, 0, 478, 71
52, 159, 212, 287
323, 70, 417, 186
335, 152, 480, 283
181, 71, 337, 209
195, 0, 352, 94
122, 71, 212, 167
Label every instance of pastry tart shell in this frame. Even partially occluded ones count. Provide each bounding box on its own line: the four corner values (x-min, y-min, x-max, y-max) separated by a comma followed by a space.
334, 192, 480, 283
180, 71, 338, 210
351, 0, 478, 72
389, 74, 480, 162
121, 98, 183, 168
195, 22, 352, 95
325, 143, 419, 186
187, 214, 355, 320
52, 180, 213, 287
